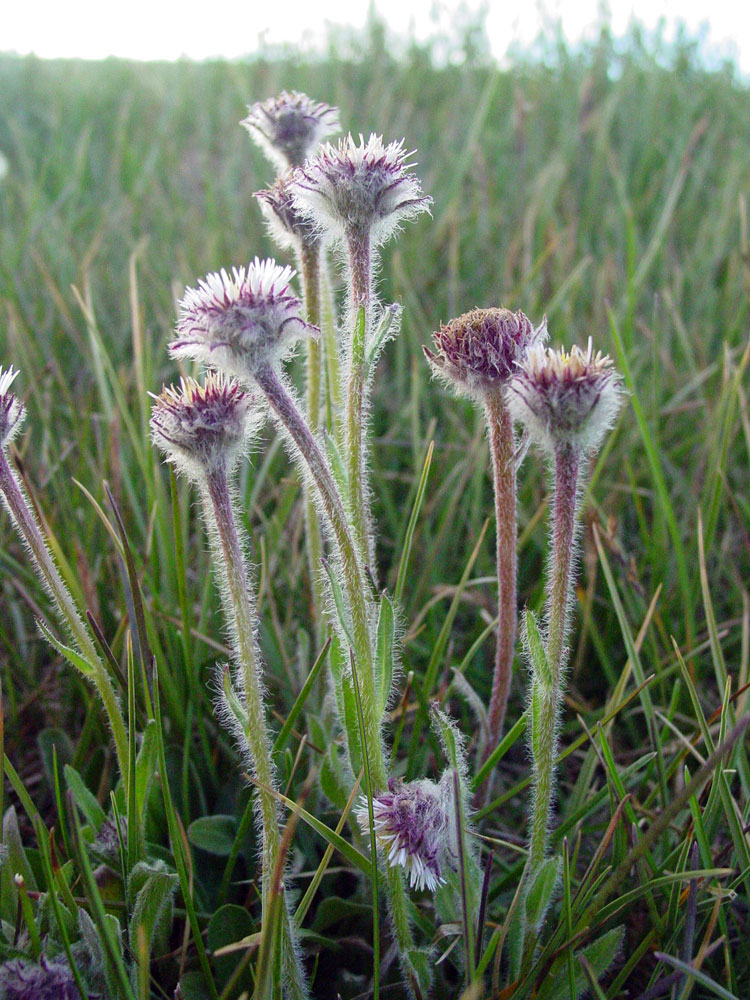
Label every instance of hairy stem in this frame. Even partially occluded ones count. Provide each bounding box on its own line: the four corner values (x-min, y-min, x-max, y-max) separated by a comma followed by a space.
522, 442, 580, 962
298, 241, 326, 643
484, 388, 518, 755
253, 363, 420, 975
0, 448, 128, 782
203, 466, 307, 999
345, 227, 376, 579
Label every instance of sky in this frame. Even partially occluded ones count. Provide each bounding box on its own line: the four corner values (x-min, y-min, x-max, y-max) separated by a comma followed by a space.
2, 0, 748, 73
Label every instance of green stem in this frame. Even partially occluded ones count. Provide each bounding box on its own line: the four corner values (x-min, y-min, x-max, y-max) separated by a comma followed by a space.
522, 442, 580, 961
0, 448, 128, 783
299, 241, 326, 644
345, 228, 375, 579
203, 466, 307, 999
252, 363, 420, 979
253, 363, 377, 746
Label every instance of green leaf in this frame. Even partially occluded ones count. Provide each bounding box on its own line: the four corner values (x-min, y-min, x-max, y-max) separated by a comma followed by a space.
406, 947, 434, 997
524, 856, 561, 934
187, 815, 237, 856
365, 302, 401, 370
320, 745, 349, 811
523, 609, 552, 692
540, 926, 625, 1000
134, 720, 158, 821
340, 670, 363, 776
321, 558, 355, 649
129, 859, 178, 958
312, 896, 372, 933
37, 727, 74, 792
64, 764, 106, 832
36, 620, 94, 678
207, 904, 254, 992
374, 591, 395, 716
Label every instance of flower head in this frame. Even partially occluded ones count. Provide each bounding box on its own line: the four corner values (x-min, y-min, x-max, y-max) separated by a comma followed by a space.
0, 367, 25, 449
508, 339, 624, 454
425, 308, 547, 400
241, 91, 340, 170
150, 372, 263, 481
291, 133, 432, 247
255, 172, 321, 252
356, 776, 456, 892
0, 955, 83, 1000
169, 258, 316, 379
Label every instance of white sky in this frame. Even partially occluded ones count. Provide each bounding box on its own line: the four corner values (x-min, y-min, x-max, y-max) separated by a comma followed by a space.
1, 0, 748, 72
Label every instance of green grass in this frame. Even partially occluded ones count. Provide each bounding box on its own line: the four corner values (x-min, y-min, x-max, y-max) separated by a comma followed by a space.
1, 18, 750, 999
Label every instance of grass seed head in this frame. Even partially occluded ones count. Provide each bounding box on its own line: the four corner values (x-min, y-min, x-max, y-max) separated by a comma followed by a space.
291, 133, 432, 247
241, 90, 340, 170
508, 339, 624, 454
425, 307, 546, 400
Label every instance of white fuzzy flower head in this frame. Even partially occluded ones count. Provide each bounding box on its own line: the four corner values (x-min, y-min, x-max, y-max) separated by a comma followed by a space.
507, 339, 624, 455
356, 776, 456, 892
0, 367, 25, 449
241, 91, 340, 170
291, 133, 432, 248
150, 372, 263, 481
170, 258, 317, 380
425, 307, 547, 401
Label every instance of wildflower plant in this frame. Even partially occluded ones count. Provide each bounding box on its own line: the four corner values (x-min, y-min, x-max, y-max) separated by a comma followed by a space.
151, 372, 308, 998
292, 134, 432, 575
426, 309, 547, 765
6, 66, 747, 1000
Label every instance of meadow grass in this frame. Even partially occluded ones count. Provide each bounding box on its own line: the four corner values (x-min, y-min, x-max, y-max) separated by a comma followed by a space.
0, 20, 749, 999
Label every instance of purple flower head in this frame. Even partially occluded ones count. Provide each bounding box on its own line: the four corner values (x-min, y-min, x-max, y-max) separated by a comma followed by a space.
507, 340, 624, 454
0, 367, 25, 449
291, 133, 432, 248
169, 258, 317, 380
356, 776, 456, 892
425, 308, 547, 401
241, 91, 340, 170
254, 171, 321, 252
150, 372, 263, 481
0, 955, 84, 1000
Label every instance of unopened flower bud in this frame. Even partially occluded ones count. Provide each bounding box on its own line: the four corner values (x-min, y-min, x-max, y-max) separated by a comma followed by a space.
150, 372, 262, 481
425, 308, 546, 400
241, 91, 340, 170
508, 339, 624, 454
255, 172, 321, 252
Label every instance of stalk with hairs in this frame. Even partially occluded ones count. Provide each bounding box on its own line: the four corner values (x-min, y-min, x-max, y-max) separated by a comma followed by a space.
168, 259, 428, 996
425, 309, 547, 774
245, 92, 340, 637
292, 134, 432, 578
0, 366, 128, 784
506, 341, 623, 961
150, 371, 308, 999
